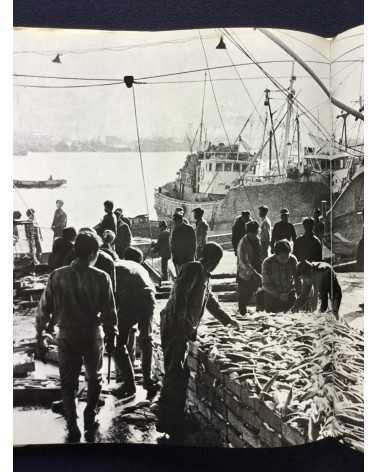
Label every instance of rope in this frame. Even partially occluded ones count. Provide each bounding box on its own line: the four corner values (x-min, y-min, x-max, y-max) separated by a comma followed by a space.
130, 86, 153, 246
198, 31, 231, 147
14, 73, 121, 81
14, 34, 218, 56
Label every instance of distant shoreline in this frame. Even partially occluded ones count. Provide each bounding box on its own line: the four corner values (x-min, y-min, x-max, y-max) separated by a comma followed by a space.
13, 149, 188, 156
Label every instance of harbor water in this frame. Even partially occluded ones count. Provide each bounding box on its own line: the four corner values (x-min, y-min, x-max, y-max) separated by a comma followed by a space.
13, 151, 186, 249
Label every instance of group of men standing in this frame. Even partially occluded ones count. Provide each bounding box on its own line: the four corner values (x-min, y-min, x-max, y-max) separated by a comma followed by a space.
152, 206, 209, 279
231, 205, 341, 318
35, 198, 342, 444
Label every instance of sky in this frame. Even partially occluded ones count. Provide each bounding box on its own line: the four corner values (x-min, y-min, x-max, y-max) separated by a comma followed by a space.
13, 26, 363, 146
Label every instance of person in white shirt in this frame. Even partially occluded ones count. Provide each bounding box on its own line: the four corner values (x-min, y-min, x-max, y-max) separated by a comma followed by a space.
258, 205, 272, 261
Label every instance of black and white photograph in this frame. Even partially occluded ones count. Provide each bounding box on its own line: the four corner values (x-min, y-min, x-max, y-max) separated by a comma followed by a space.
13, 24, 363, 452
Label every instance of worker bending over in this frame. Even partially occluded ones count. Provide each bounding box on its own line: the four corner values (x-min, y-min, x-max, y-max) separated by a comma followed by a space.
293, 260, 342, 319
112, 248, 159, 400
158, 242, 239, 441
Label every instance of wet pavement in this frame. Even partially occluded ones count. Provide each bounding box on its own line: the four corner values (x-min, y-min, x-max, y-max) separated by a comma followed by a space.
14, 357, 163, 446
13, 250, 363, 446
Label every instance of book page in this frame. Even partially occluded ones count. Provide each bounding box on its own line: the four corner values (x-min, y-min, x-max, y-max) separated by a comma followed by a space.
328, 25, 364, 450
13, 26, 363, 452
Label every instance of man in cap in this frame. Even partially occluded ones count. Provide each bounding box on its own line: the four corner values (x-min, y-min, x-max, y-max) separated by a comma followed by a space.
293, 260, 342, 319
293, 217, 322, 263
192, 207, 209, 260
259, 239, 301, 313
36, 230, 118, 442
313, 208, 325, 244
114, 208, 132, 259
170, 212, 196, 275
258, 205, 271, 260
237, 221, 263, 315
158, 242, 239, 441
51, 200, 67, 240
271, 209, 297, 249
232, 211, 252, 255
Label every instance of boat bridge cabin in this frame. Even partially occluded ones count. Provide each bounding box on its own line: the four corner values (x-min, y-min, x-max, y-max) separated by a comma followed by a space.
196, 143, 253, 194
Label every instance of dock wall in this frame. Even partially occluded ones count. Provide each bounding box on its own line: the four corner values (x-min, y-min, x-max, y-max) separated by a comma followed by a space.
153, 340, 306, 448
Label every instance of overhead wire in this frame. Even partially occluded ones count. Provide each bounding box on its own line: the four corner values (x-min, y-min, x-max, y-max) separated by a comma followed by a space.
14, 81, 124, 89
223, 40, 265, 126
130, 86, 153, 243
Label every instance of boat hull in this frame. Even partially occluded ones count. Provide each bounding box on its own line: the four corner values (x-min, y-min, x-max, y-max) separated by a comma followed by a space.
325, 169, 364, 259
13, 179, 67, 189
155, 179, 330, 228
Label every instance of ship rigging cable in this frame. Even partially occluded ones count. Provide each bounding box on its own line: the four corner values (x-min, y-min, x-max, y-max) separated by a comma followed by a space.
130, 85, 153, 243
222, 28, 332, 141
223, 44, 265, 126
198, 31, 231, 147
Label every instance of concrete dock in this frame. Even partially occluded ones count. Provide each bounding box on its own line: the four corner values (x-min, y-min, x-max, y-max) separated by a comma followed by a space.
13, 248, 363, 446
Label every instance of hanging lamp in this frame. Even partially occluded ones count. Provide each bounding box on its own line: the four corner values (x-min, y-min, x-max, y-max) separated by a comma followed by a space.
52, 54, 62, 64
216, 36, 226, 50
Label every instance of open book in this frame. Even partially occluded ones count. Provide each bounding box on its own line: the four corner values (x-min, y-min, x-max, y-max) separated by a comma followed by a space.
13, 25, 363, 451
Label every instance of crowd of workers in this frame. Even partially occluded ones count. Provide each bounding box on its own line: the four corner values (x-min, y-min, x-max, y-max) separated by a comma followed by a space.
14, 197, 343, 443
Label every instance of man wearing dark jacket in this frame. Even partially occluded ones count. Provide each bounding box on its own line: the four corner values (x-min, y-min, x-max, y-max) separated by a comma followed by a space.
114, 208, 132, 259
231, 211, 251, 255
51, 200, 67, 239
48, 227, 77, 270
152, 220, 171, 280
271, 209, 297, 249
236, 221, 262, 315
313, 208, 325, 244
95, 200, 117, 238
158, 243, 239, 440
170, 212, 196, 275
293, 217, 322, 262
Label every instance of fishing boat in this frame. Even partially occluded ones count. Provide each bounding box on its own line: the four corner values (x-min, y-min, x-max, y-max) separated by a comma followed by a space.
154, 76, 332, 230
13, 176, 67, 189
324, 151, 364, 259
154, 30, 363, 233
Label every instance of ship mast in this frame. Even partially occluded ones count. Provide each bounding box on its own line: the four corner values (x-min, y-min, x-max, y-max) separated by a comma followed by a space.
257, 28, 364, 121
281, 63, 296, 170
198, 72, 207, 151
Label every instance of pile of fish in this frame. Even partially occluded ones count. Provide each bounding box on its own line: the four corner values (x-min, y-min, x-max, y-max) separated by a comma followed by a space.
196, 310, 364, 451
